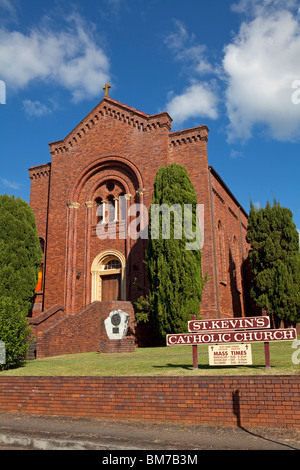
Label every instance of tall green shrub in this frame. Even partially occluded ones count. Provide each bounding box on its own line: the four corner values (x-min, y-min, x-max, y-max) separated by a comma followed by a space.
0, 195, 43, 310
246, 200, 300, 326
0, 195, 42, 368
0, 297, 32, 369
145, 164, 203, 337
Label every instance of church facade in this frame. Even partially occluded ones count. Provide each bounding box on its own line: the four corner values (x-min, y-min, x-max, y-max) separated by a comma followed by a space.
28, 88, 251, 358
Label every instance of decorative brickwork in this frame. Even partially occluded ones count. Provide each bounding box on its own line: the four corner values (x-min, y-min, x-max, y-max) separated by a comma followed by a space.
28, 94, 252, 358
0, 376, 299, 430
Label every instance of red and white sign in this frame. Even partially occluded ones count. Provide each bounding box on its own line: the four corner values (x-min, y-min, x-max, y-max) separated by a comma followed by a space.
166, 328, 297, 346
188, 316, 270, 332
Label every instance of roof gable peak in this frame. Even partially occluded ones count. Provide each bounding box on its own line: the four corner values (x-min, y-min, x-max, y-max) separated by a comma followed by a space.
49, 96, 172, 156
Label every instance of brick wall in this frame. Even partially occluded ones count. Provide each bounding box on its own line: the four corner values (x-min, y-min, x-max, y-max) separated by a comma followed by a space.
209, 167, 251, 319
168, 128, 219, 319
0, 376, 298, 430
29, 163, 51, 315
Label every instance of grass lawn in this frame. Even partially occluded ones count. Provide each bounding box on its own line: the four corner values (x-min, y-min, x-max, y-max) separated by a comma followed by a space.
0, 339, 299, 376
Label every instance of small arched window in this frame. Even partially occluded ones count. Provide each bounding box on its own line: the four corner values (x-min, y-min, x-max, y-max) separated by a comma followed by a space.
232, 236, 242, 293
217, 221, 227, 285
103, 259, 122, 270
107, 194, 117, 222
35, 264, 43, 292
95, 197, 104, 224
39, 237, 45, 254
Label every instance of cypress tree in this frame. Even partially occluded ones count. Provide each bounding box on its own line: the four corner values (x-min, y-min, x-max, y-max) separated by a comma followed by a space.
0, 195, 43, 310
146, 164, 203, 337
246, 200, 300, 326
0, 297, 32, 369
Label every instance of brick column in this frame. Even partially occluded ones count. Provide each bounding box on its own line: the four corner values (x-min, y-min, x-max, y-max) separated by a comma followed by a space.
84, 201, 93, 307
65, 202, 80, 314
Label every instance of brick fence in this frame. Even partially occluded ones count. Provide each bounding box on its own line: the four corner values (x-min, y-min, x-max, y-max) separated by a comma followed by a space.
0, 376, 299, 429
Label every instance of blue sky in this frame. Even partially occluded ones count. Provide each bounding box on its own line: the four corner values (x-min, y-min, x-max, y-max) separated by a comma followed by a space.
0, 0, 300, 237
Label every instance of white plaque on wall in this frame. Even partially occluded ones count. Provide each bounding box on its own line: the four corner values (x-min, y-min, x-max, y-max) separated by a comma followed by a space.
104, 310, 130, 340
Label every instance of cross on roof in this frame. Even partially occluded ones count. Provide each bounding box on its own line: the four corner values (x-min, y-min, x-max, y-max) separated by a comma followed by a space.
103, 83, 111, 97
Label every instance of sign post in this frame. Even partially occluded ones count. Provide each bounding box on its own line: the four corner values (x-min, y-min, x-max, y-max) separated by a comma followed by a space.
191, 315, 198, 370
262, 310, 271, 369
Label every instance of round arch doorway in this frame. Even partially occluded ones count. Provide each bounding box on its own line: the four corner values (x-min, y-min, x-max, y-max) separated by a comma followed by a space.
91, 250, 126, 302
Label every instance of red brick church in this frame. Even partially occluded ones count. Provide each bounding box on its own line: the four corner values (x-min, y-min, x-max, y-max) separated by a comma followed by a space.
28, 85, 251, 358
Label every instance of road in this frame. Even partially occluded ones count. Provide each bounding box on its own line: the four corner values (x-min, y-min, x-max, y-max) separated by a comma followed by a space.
0, 412, 299, 451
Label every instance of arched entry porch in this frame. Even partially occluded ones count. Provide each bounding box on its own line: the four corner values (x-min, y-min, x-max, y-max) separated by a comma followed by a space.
91, 249, 126, 302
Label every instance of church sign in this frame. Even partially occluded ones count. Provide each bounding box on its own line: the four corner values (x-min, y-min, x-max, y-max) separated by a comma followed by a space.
188, 316, 270, 332
166, 327, 296, 346
166, 315, 297, 368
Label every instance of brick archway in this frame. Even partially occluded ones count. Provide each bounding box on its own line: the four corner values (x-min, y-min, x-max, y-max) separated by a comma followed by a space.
71, 155, 144, 203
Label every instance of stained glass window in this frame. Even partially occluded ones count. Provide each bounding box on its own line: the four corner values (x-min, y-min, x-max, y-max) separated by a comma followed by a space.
35, 264, 43, 292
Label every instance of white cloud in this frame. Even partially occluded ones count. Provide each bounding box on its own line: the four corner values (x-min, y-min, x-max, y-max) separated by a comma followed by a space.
0, 0, 17, 16
164, 19, 215, 74
164, 19, 190, 55
166, 82, 219, 124
23, 100, 52, 117
0, 14, 111, 102
223, 5, 300, 142
0, 178, 21, 190
103, 0, 124, 16
230, 149, 243, 159
164, 20, 219, 125
231, 0, 299, 16
196, 59, 215, 76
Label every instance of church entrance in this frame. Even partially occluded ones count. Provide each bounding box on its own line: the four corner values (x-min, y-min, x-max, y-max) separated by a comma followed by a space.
101, 274, 121, 301
91, 250, 126, 302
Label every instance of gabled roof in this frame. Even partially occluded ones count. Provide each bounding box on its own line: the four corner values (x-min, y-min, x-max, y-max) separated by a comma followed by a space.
49, 97, 173, 156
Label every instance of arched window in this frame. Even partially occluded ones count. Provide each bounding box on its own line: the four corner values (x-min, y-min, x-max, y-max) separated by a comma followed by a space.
39, 237, 45, 254
232, 236, 242, 293
35, 264, 43, 292
102, 259, 122, 271
35, 238, 45, 292
106, 194, 117, 222
217, 221, 227, 285
118, 192, 126, 221
95, 197, 104, 224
